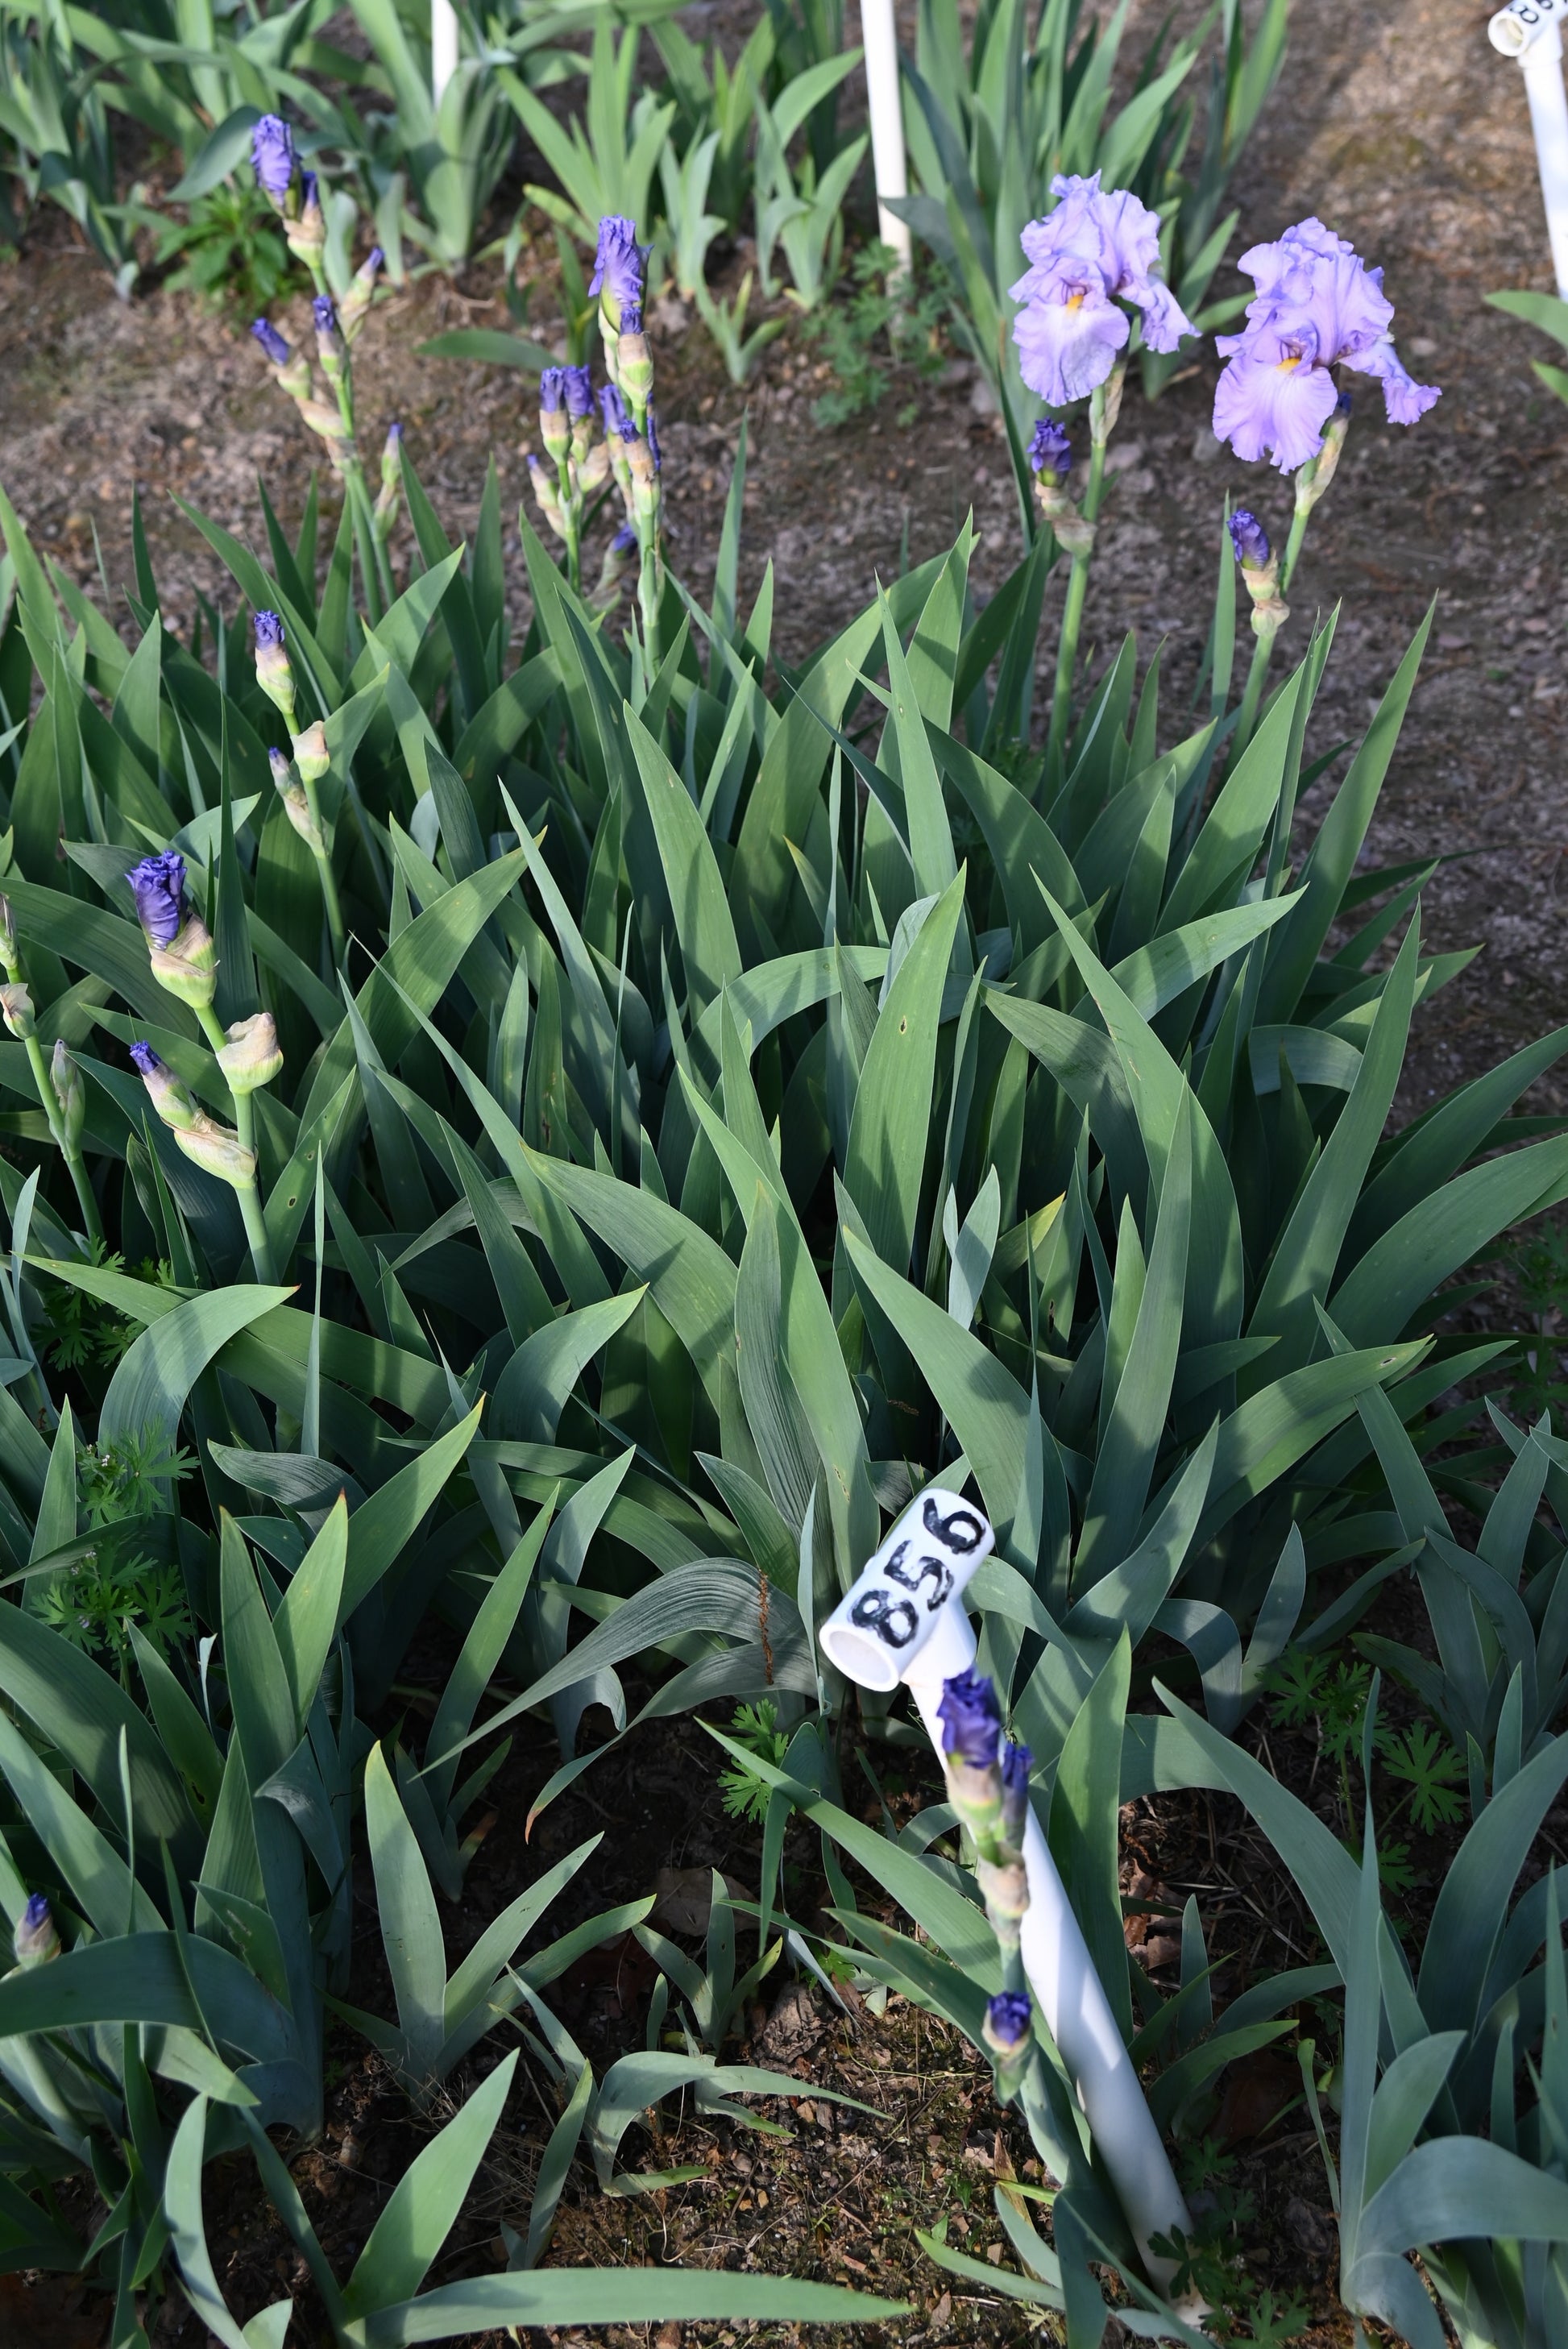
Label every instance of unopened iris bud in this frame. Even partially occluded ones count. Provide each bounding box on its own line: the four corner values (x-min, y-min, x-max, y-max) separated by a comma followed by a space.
1229, 509, 1289, 640
0, 895, 18, 977
218, 1011, 283, 1095
50, 1039, 84, 1149
251, 316, 311, 402
1028, 419, 1072, 486
130, 1040, 201, 1134
617, 319, 653, 409
292, 720, 329, 785
297, 396, 354, 464
128, 851, 216, 1009
590, 214, 648, 337
254, 613, 296, 730
175, 1112, 257, 1190
999, 1740, 1032, 1855
285, 170, 326, 272
313, 293, 343, 380
599, 381, 632, 442
937, 1668, 1005, 1849
1299, 388, 1352, 515
0, 983, 34, 1040
270, 749, 325, 851
251, 115, 297, 214
14, 1893, 59, 1967
538, 367, 570, 462
1228, 509, 1271, 570
374, 421, 403, 533
338, 246, 382, 343
526, 454, 567, 542
982, 1990, 1032, 2063
592, 521, 637, 609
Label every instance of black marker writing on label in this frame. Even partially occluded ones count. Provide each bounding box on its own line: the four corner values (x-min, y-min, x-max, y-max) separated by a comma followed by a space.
884, 1538, 954, 1611
850, 1587, 919, 1648
922, 1496, 986, 1554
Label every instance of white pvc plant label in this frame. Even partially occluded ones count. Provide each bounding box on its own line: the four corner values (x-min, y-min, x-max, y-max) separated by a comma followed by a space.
818, 1488, 994, 1691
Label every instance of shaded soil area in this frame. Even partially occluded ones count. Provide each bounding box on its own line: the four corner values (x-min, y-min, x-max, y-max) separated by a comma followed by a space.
4, 0, 1568, 2339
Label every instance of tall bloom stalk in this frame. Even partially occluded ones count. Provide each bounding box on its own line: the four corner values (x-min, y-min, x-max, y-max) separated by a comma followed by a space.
249, 116, 397, 621
1213, 219, 1438, 756
126, 856, 281, 1282
254, 615, 346, 966
1010, 175, 1193, 778
936, 1669, 1036, 2102
591, 215, 663, 663
0, 899, 102, 1247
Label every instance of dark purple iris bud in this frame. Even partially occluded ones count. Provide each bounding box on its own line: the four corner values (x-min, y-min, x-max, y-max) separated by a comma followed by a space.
1228, 509, 1271, 570
563, 364, 593, 418
611, 522, 637, 554
936, 1668, 1002, 1766
313, 293, 339, 348
599, 382, 633, 440
127, 853, 188, 950
14, 1892, 58, 1966
620, 297, 643, 336
590, 214, 647, 318
645, 402, 661, 473
251, 317, 290, 368
1028, 419, 1072, 479
300, 170, 319, 214
128, 1040, 161, 1078
251, 114, 296, 200
983, 1990, 1032, 2056
1336, 388, 1354, 417
539, 367, 567, 413
255, 610, 284, 649
999, 1738, 1032, 1848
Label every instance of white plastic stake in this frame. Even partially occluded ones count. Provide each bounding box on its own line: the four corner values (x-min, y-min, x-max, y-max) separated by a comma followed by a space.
857, 0, 911, 276
431, 0, 459, 106
1491, 0, 1568, 297
819, 1494, 1195, 2293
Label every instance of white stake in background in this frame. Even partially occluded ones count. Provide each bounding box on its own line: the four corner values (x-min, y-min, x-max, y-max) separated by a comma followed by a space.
1491, 0, 1568, 298
857, 0, 911, 276
432, 0, 459, 106
819, 1495, 1194, 2296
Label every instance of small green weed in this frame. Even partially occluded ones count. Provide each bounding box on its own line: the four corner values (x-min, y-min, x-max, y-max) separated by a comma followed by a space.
717, 1697, 792, 1824
1155, 2140, 1310, 2343
800, 243, 948, 428
1263, 1649, 1466, 1894
153, 183, 290, 317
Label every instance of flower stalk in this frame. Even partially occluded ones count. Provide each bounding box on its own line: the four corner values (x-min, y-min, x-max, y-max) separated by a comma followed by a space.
255, 618, 347, 967
126, 854, 283, 1283
936, 1668, 1036, 2102
0, 899, 102, 1247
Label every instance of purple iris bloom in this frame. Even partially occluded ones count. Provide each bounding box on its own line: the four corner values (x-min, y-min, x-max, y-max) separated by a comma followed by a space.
936, 1668, 1002, 1766
1212, 219, 1439, 473
1028, 420, 1072, 477
590, 214, 647, 314
251, 318, 289, 368
254, 611, 284, 650
563, 364, 593, 419
127, 855, 188, 950
985, 1990, 1032, 2051
1010, 172, 1194, 407
251, 114, 295, 199
599, 383, 633, 440
1228, 509, 1271, 568
539, 367, 567, 413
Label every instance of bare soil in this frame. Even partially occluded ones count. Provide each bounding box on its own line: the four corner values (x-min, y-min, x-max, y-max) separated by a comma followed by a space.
3, 0, 1566, 2339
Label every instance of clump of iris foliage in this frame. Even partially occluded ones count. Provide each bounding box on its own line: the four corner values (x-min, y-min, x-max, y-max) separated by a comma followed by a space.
0, 104, 1562, 2349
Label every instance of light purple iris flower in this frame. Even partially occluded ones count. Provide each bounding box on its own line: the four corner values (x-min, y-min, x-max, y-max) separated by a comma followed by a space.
1212, 218, 1439, 472
1010, 172, 1194, 407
